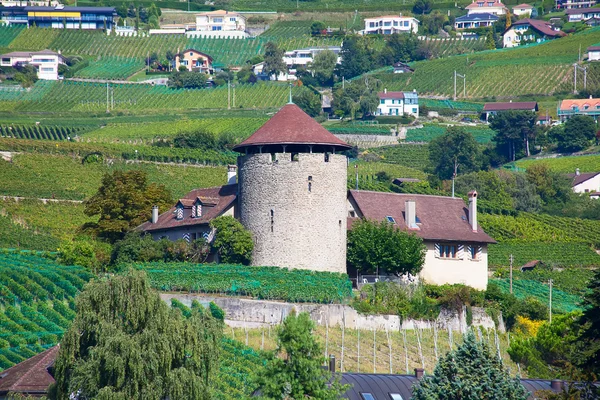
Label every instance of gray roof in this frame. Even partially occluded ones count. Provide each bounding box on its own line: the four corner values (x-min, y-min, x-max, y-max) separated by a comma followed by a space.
455, 12, 499, 22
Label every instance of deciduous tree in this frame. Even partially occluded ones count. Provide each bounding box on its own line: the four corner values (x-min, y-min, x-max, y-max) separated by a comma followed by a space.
429, 126, 480, 180
309, 49, 337, 86
48, 270, 223, 400
489, 110, 537, 160
293, 90, 322, 117
263, 41, 286, 79
210, 216, 254, 265
347, 219, 425, 276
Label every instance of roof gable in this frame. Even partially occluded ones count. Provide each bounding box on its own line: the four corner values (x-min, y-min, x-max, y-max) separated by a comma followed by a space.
232, 104, 350, 152
0, 346, 58, 395
483, 101, 538, 111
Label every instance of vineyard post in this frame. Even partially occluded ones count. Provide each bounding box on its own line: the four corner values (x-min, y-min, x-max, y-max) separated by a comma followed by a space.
261, 328, 265, 350
386, 328, 392, 374
373, 327, 376, 373
341, 311, 345, 372
402, 329, 409, 374
549, 279, 553, 323
416, 328, 425, 369
509, 254, 513, 294
433, 325, 439, 362
227, 80, 231, 110
325, 317, 329, 361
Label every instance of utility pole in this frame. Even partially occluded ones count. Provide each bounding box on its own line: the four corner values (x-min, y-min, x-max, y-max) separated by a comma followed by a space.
509, 254, 513, 294
227, 80, 231, 110
106, 82, 109, 113
549, 279, 553, 323
573, 63, 587, 94
355, 164, 359, 190
232, 84, 236, 108
453, 70, 466, 101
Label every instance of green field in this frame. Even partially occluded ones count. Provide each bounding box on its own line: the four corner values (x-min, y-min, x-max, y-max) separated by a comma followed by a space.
406, 124, 494, 143
366, 143, 430, 170
74, 56, 145, 80
492, 278, 582, 313
0, 80, 300, 113
364, 28, 600, 98
0, 153, 227, 200
514, 154, 600, 173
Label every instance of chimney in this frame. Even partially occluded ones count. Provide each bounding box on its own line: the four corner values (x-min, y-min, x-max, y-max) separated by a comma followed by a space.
414, 368, 424, 379
551, 380, 563, 391
384, 88, 387, 94
329, 355, 336, 373
152, 206, 159, 224
576, 168, 580, 176
405, 200, 417, 229
227, 165, 237, 184
509, 99, 513, 103
468, 191, 477, 232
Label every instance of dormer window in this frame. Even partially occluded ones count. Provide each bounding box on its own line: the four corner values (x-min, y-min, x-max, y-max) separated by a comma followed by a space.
176, 206, 184, 220
192, 200, 202, 218
386, 216, 396, 224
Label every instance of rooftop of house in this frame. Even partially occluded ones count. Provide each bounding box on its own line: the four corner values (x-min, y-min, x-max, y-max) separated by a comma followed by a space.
364, 15, 419, 20
180, 49, 213, 61
508, 18, 565, 37
137, 184, 237, 232
232, 103, 351, 152
196, 9, 242, 16
0, 346, 58, 396
347, 190, 496, 244
1, 49, 64, 59
559, 98, 600, 111
466, 0, 508, 9
455, 12, 500, 21
565, 171, 600, 186
513, 3, 534, 8
483, 101, 538, 112
378, 91, 410, 100
588, 43, 600, 50
565, 6, 600, 13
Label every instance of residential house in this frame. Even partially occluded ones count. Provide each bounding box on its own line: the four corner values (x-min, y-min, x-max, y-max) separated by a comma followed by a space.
0, 0, 59, 6
0, 5, 116, 29
512, 3, 536, 16
584, 16, 600, 26
0, 346, 58, 399
502, 19, 565, 48
536, 114, 552, 125
0, 49, 65, 80
565, 6, 600, 21
377, 89, 419, 117
465, 0, 508, 15
251, 61, 296, 81
174, 49, 213, 73
361, 15, 419, 35
557, 98, 600, 121
393, 61, 414, 73
589, 44, 600, 60
282, 46, 342, 67
193, 10, 247, 38
566, 169, 600, 193
454, 12, 499, 30
347, 190, 495, 290
482, 101, 538, 121
558, 0, 597, 10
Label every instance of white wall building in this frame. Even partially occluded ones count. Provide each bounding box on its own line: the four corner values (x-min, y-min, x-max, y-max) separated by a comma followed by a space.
512, 3, 535, 15
282, 47, 342, 67
361, 15, 419, 35
0, 49, 65, 80
193, 10, 247, 38
465, 0, 508, 15
567, 170, 600, 194
377, 90, 419, 118
503, 19, 564, 48
589, 45, 600, 60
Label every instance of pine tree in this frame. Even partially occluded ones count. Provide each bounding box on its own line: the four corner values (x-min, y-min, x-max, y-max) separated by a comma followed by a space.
575, 268, 600, 375
48, 270, 223, 400
413, 331, 529, 400
255, 311, 349, 399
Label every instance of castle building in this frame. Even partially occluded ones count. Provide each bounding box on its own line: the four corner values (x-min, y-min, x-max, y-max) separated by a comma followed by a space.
138, 104, 495, 288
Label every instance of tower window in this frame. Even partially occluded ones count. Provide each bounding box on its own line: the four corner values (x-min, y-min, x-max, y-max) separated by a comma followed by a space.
324, 153, 330, 162
308, 176, 312, 181
271, 153, 276, 162
270, 209, 274, 232
292, 153, 299, 161
308, 182, 312, 192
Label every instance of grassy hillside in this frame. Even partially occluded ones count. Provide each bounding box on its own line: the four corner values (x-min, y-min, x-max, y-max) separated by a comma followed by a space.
365, 28, 600, 98
514, 154, 600, 173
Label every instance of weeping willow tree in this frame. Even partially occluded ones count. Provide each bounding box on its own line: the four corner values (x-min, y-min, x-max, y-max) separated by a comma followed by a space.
48, 270, 223, 400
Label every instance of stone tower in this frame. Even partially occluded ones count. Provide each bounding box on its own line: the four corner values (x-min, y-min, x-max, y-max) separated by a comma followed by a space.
233, 104, 351, 273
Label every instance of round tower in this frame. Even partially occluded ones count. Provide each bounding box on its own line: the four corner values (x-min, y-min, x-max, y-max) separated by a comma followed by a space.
233, 104, 351, 273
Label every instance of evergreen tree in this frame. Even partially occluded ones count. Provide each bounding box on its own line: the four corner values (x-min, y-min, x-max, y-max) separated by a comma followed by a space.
413, 331, 529, 400
255, 311, 349, 399
48, 270, 223, 400
575, 268, 600, 375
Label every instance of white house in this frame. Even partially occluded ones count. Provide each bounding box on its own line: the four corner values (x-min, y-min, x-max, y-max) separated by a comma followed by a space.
361, 15, 419, 35
567, 169, 600, 194
0, 49, 65, 80
558, 0, 597, 11
377, 90, 419, 117
192, 10, 247, 38
503, 19, 564, 48
454, 13, 499, 29
348, 190, 494, 290
465, 0, 508, 15
565, 7, 600, 21
282, 47, 342, 67
512, 3, 535, 16
588, 44, 600, 60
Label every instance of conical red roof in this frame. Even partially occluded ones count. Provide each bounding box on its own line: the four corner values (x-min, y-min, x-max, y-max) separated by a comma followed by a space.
233, 104, 351, 152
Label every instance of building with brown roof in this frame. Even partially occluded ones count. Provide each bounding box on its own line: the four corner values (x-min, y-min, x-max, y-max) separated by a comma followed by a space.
139, 104, 494, 287
502, 19, 565, 48
566, 169, 600, 194
0, 346, 58, 398
482, 101, 538, 121
565, 6, 600, 21
513, 3, 535, 16
465, 0, 508, 15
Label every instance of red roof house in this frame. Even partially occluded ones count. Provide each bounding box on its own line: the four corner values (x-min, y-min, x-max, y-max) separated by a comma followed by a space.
0, 346, 58, 398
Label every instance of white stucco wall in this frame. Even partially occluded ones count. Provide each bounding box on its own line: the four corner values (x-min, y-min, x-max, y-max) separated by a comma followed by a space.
589, 50, 600, 61
573, 175, 600, 193
419, 242, 489, 290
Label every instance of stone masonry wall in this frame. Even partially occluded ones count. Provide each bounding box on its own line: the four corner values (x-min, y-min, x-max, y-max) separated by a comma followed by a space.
237, 152, 348, 273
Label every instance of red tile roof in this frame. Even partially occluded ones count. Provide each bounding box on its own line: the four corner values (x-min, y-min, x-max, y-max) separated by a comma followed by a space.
483, 101, 538, 111
588, 46, 600, 51
559, 98, 600, 111
232, 104, 351, 152
513, 3, 534, 8
566, 172, 600, 186
137, 184, 237, 232
348, 190, 496, 243
509, 18, 565, 37
0, 346, 58, 396
466, 0, 508, 9
378, 91, 405, 100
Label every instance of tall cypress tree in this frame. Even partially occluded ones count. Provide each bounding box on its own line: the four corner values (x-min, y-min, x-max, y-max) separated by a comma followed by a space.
413, 331, 529, 400
48, 270, 223, 400
576, 268, 600, 375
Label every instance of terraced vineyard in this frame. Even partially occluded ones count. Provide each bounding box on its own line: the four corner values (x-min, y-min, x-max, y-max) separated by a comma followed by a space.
491, 278, 582, 313
420, 98, 483, 112
0, 153, 227, 200
0, 80, 300, 113
420, 37, 486, 57
366, 28, 600, 98
514, 154, 600, 173
0, 251, 92, 370
74, 56, 145, 80
0, 25, 24, 47
406, 124, 494, 143
488, 242, 600, 268
0, 214, 61, 251
349, 160, 427, 180
0, 124, 87, 140
367, 143, 430, 170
